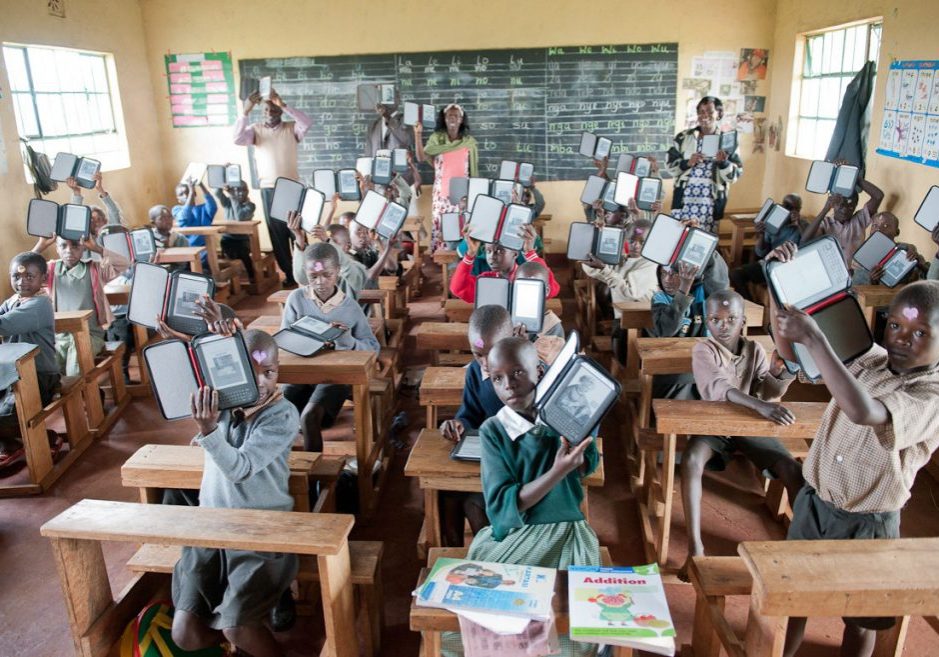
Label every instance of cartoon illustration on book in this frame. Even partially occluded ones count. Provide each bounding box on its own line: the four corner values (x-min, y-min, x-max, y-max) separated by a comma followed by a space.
445, 563, 516, 590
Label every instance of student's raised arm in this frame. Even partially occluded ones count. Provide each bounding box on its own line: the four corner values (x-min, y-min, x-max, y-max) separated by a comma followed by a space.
801, 195, 834, 243
859, 177, 884, 217
516, 437, 595, 512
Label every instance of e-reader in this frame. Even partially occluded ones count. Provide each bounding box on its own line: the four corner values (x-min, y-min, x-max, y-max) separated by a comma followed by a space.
578, 132, 612, 159
354, 190, 408, 239
700, 134, 720, 158
273, 315, 345, 357
258, 76, 272, 100
356, 157, 373, 178
474, 277, 510, 310
511, 278, 546, 333
641, 213, 718, 271
50, 152, 100, 189
392, 148, 410, 173
128, 262, 215, 335
600, 180, 621, 212
142, 340, 200, 420
853, 232, 917, 288
720, 131, 738, 155
372, 156, 393, 186
313, 169, 337, 198
466, 195, 502, 243
615, 153, 652, 177
269, 177, 307, 222
635, 177, 662, 211
566, 223, 597, 261
613, 172, 640, 207
595, 226, 626, 265
441, 212, 465, 243
914, 186, 939, 232
300, 188, 326, 232
499, 204, 534, 252
337, 169, 361, 201
499, 160, 534, 187
206, 165, 227, 189
805, 161, 859, 196
753, 198, 791, 235
449, 177, 469, 205
75, 157, 100, 188
403, 101, 436, 128
178, 162, 206, 187
101, 226, 156, 263
26, 199, 90, 242
191, 333, 259, 410
449, 430, 481, 462
580, 175, 607, 206
239, 77, 259, 102
491, 179, 518, 206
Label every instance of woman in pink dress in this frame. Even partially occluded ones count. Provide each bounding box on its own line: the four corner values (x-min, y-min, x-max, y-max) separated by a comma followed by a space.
414, 104, 479, 252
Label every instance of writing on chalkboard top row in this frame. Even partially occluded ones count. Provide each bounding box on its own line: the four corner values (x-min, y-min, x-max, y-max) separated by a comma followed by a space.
547, 44, 677, 56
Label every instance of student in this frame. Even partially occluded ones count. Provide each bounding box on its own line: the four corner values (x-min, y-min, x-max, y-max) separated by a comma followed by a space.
214, 181, 257, 281
679, 289, 801, 580
445, 336, 599, 656
770, 267, 939, 657
729, 193, 806, 301
281, 242, 380, 452
286, 216, 368, 299
851, 211, 925, 286
0, 252, 62, 466
801, 171, 884, 267
149, 204, 190, 251
582, 219, 659, 363
437, 305, 516, 546
515, 261, 564, 339
450, 225, 559, 303
348, 220, 378, 269
173, 180, 217, 269
170, 330, 300, 657
65, 172, 125, 238
32, 233, 129, 377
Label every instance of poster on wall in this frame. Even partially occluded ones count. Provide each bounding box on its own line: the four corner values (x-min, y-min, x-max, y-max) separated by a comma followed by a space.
164, 52, 237, 128
876, 59, 939, 168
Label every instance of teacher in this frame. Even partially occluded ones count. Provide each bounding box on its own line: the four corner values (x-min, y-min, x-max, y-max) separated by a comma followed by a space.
414, 104, 478, 252
666, 96, 743, 233
233, 87, 312, 288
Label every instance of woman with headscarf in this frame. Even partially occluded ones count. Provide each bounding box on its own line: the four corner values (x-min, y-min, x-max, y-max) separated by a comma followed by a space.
414, 104, 479, 252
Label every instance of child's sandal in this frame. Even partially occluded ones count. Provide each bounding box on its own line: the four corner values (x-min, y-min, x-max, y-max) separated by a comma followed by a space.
47, 430, 65, 459
0, 443, 25, 469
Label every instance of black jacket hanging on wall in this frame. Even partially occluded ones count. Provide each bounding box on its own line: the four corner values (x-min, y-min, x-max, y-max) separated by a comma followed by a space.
825, 60, 877, 177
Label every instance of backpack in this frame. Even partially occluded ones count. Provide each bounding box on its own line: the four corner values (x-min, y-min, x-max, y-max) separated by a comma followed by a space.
19, 138, 56, 197
120, 602, 227, 657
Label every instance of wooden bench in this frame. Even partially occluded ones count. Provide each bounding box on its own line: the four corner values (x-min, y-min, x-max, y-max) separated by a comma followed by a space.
411, 546, 632, 657
687, 539, 939, 657
175, 226, 247, 305
419, 367, 465, 429
444, 297, 563, 323
641, 400, 826, 569
41, 499, 359, 657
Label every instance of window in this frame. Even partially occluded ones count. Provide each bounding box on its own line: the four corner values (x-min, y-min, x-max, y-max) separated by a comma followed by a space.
3, 43, 129, 175
789, 19, 882, 160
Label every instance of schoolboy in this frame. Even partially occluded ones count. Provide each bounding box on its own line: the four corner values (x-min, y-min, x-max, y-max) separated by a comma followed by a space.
66, 172, 125, 239
852, 211, 925, 286
450, 225, 559, 303
0, 252, 61, 465
32, 233, 129, 376
170, 329, 299, 657
281, 243, 380, 452
149, 204, 191, 271
515, 261, 565, 339
286, 214, 368, 298
214, 181, 257, 281
679, 289, 801, 580
801, 173, 884, 267
773, 275, 939, 657
173, 179, 218, 258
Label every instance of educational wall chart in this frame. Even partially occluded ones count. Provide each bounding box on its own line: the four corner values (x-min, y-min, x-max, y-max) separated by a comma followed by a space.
239, 43, 678, 183
876, 59, 939, 168
165, 52, 238, 128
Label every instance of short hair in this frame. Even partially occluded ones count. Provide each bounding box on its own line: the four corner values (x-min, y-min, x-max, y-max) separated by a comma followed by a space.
782, 193, 802, 210
516, 261, 548, 280
303, 242, 340, 269
12, 251, 47, 277
326, 223, 348, 237
891, 281, 939, 317
469, 305, 513, 339
706, 288, 744, 312
625, 219, 652, 239
338, 211, 356, 221
488, 336, 538, 368
697, 96, 724, 119
148, 205, 168, 221
243, 329, 277, 359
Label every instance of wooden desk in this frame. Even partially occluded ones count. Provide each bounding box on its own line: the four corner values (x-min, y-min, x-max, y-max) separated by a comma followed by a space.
276, 349, 382, 515
0, 347, 51, 495
855, 284, 904, 329
432, 250, 459, 306
418, 367, 465, 428
175, 226, 222, 278
736, 538, 939, 657
444, 297, 563, 323
642, 400, 826, 567
55, 310, 105, 432
104, 282, 152, 394
213, 219, 278, 294
154, 246, 206, 273
41, 499, 359, 657
404, 430, 604, 557
266, 287, 388, 318
726, 213, 758, 267
415, 323, 469, 365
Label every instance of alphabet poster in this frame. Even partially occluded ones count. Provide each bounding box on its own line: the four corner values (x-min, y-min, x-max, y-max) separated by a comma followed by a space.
876, 59, 939, 168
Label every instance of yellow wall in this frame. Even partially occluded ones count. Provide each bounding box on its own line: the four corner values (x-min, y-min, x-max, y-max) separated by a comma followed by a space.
763, 0, 939, 259
0, 0, 165, 286
137, 0, 778, 251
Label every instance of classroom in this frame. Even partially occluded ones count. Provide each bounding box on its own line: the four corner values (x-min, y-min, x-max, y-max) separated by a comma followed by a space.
1, 0, 938, 655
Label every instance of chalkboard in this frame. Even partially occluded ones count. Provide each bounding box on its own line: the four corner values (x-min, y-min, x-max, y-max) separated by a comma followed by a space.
239, 43, 678, 185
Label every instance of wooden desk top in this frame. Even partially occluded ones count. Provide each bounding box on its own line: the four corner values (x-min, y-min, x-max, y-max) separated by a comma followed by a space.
104, 282, 131, 305
267, 289, 291, 306
415, 322, 469, 351
122, 444, 319, 490
176, 226, 223, 235
614, 299, 764, 330
419, 367, 465, 405
404, 429, 604, 489
653, 399, 826, 438
278, 349, 377, 385
156, 246, 206, 263
0, 344, 38, 367
433, 250, 460, 264
739, 538, 939, 618
854, 284, 903, 308
54, 310, 93, 333
40, 499, 354, 556
213, 219, 261, 230
637, 335, 777, 375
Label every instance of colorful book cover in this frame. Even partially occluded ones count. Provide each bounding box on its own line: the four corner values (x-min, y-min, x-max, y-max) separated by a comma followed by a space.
416, 558, 556, 620
568, 564, 676, 656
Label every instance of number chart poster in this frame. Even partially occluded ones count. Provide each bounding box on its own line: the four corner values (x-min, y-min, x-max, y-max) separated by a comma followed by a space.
876, 59, 939, 168
164, 52, 237, 128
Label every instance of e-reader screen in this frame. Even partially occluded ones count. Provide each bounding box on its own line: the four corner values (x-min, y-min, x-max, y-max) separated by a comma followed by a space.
595, 137, 612, 159
199, 336, 249, 391
720, 131, 737, 153
392, 148, 410, 172
274, 329, 326, 357
131, 229, 156, 261
641, 214, 685, 265
75, 158, 100, 187
580, 175, 606, 205
518, 163, 534, 185
880, 251, 916, 287
805, 161, 835, 194
764, 204, 790, 233
596, 227, 625, 263
300, 188, 325, 232
914, 185, 939, 231
468, 195, 502, 243
474, 277, 510, 310
632, 157, 652, 178
143, 340, 198, 420
355, 157, 373, 178
27, 198, 58, 237
61, 204, 90, 240
450, 431, 481, 461
467, 178, 490, 211
206, 165, 226, 189
225, 164, 242, 185
269, 177, 304, 222
449, 177, 469, 205
511, 278, 545, 332
337, 169, 360, 200
542, 358, 617, 444
768, 238, 847, 308
578, 132, 597, 158
294, 315, 334, 337
831, 165, 859, 197
403, 101, 419, 126
498, 160, 516, 180
377, 202, 407, 239
700, 134, 720, 158
678, 229, 717, 269
372, 156, 393, 185
491, 180, 514, 205
171, 274, 209, 320
50, 152, 77, 182
636, 177, 662, 210
498, 204, 532, 252
613, 172, 639, 206
379, 83, 396, 105
128, 262, 169, 329
355, 190, 387, 231
441, 212, 463, 243
313, 169, 337, 198
421, 104, 435, 128
853, 231, 894, 272
535, 331, 579, 405
567, 223, 595, 261
101, 232, 131, 262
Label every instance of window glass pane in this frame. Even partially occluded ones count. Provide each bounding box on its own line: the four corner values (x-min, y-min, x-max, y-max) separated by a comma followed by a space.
54, 49, 85, 92
804, 37, 822, 77
86, 55, 108, 92
95, 94, 115, 131
35, 94, 67, 136
868, 24, 882, 63
797, 119, 816, 157
815, 119, 836, 154
828, 30, 845, 74
842, 27, 857, 72
800, 78, 820, 116
27, 47, 60, 92
40, 137, 70, 159
12, 92, 39, 136
70, 135, 96, 155
818, 77, 842, 118
3, 47, 31, 91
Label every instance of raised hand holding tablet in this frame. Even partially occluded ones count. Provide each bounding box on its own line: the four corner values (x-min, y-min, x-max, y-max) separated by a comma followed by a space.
553, 436, 594, 477
676, 262, 699, 294
583, 254, 606, 270
520, 224, 537, 253
156, 316, 188, 342
764, 241, 798, 263
286, 210, 307, 249
775, 305, 820, 344
191, 387, 220, 436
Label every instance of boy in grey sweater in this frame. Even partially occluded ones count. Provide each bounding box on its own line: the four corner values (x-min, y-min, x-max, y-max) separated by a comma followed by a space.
282, 241, 380, 451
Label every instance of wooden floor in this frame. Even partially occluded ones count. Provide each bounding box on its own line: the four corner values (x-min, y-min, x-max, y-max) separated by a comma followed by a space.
2, 258, 938, 656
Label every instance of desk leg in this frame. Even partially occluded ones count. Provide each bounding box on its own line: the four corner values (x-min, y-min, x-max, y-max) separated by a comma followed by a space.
656, 432, 676, 565
49, 537, 112, 657
425, 405, 437, 430
638, 373, 653, 430
318, 543, 359, 657
743, 594, 787, 657
731, 224, 744, 267
425, 488, 442, 551
190, 257, 203, 274
73, 327, 105, 431
133, 325, 150, 386
872, 615, 909, 657
439, 263, 449, 307
353, 382, 375, 514
15, 357, 52, 489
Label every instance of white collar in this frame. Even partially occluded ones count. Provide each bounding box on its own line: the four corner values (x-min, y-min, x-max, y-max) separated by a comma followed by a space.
496, 405, 536, 442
